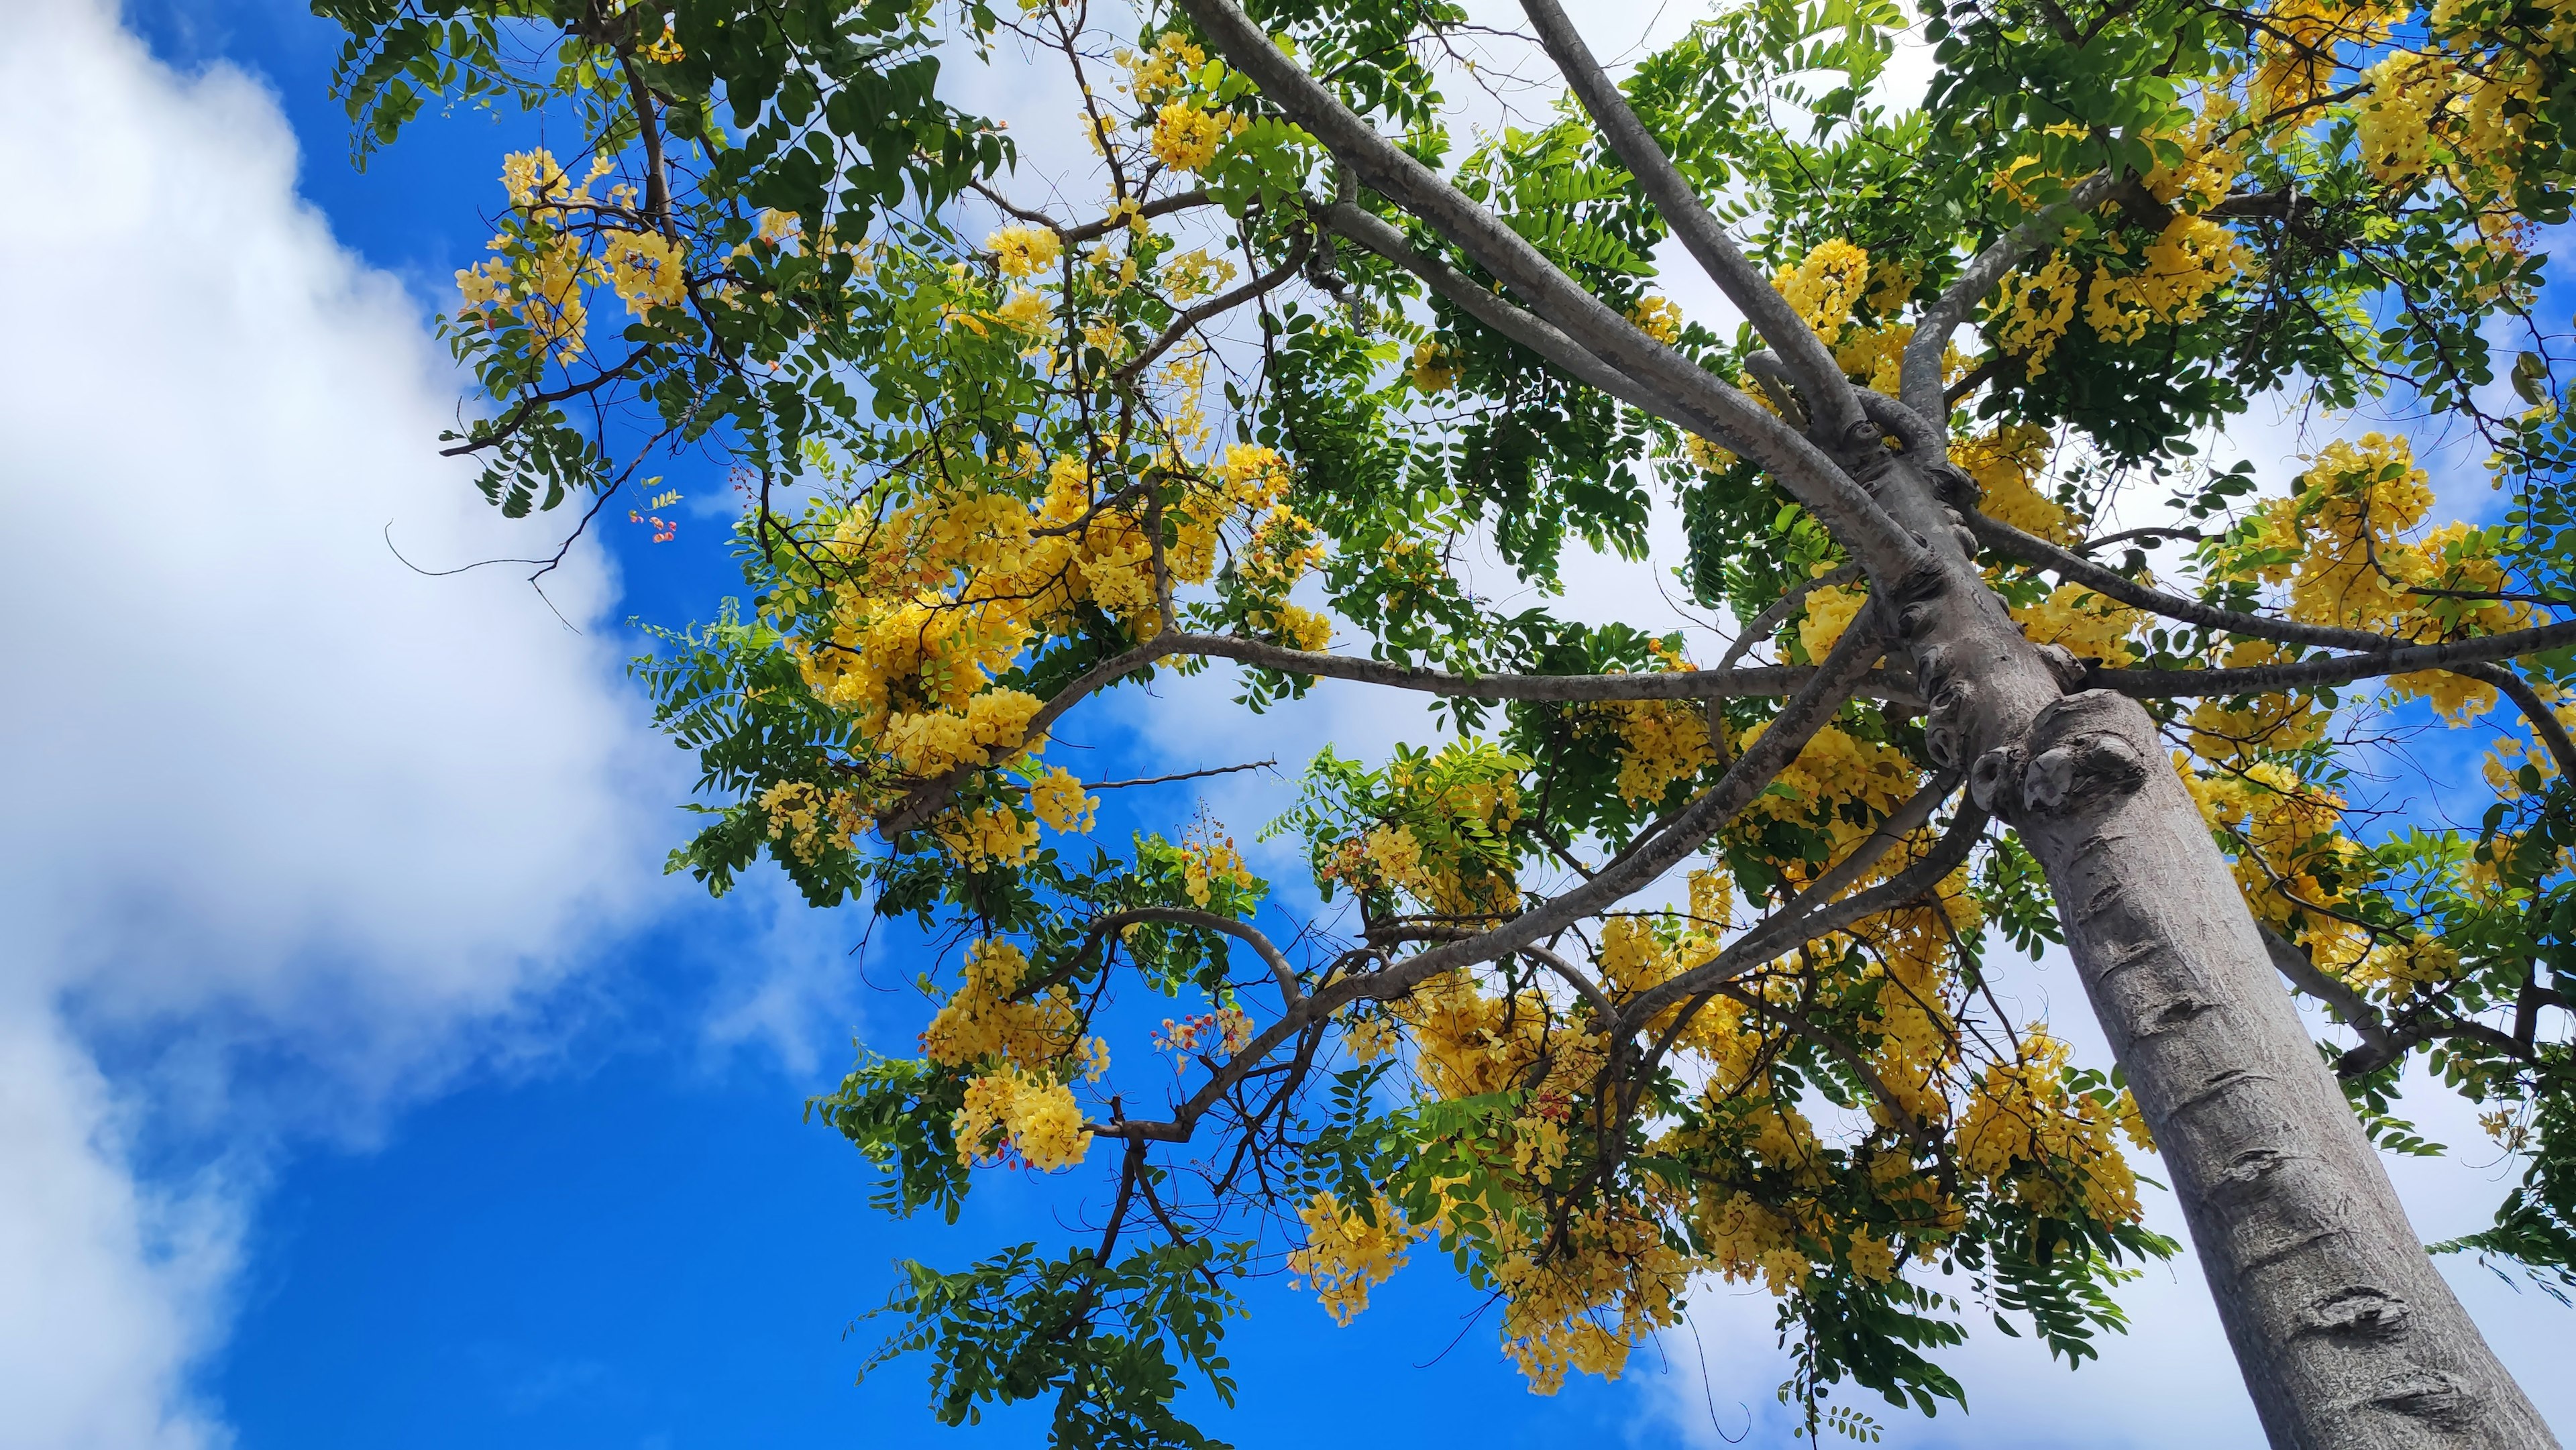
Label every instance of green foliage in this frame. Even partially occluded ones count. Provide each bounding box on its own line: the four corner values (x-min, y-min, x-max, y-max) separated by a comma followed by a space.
324, 0, 2576, 1439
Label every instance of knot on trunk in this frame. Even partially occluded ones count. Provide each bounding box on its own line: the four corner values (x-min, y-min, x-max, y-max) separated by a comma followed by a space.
2367, 1369, 2470, 1427
1925, 460, 1979, 513
1925, 687, 1977, 768
1970, 742, 2027, 814
2304, 1287, 2411, 1340
2017, 690, 2154, 819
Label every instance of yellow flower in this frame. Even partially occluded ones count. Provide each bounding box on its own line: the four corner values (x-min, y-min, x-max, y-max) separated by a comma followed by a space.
1288, 1192, 1423, 1325
1626, 294, 1684, 344
1799, 581, 1868, 660
1772, 239, 1871, 335
992, 288, 1053, 335
602, 230, 687, 315
1027, 765, 1097, 832
1409, 339, 1460, 393
986, 225, 1063, 279
953, 1068, 1094, 1170
1151, 102, 1228, 172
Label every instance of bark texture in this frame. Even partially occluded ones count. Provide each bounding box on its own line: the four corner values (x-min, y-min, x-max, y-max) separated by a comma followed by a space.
1856, 443, 2555, 1448
2006, 691, 2557, 1448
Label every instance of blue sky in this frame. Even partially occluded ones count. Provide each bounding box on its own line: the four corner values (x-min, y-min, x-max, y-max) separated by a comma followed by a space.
1, 2, 2567, 1447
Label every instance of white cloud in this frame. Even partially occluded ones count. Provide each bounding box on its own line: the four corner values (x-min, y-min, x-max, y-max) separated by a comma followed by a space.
0, 0, 672, 1443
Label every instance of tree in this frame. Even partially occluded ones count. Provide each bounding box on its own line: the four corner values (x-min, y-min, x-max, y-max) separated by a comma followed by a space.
315, 0, 2576, 1442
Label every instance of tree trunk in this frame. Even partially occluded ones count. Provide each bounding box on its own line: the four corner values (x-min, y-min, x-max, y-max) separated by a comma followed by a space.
1865, 449, 2557, 1447
2010, 690, 2557, 1448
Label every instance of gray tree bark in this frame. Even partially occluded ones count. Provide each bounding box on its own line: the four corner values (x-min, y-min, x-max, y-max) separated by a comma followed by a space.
1872, 448, 2559, 1449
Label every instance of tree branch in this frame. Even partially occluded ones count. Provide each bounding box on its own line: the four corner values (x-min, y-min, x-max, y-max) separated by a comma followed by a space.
1324, 606, 1897, 1010
1718, 562, 1864, 672
2094, 618, 2576, 698
1179, 630, 1917, 704
1521, 942, 1619, 1021
1171, 0, 1924, 577
1085, 906, 1303, 1007
1969, 508, 2429, 653
1518, 0, 1863, 440
1900, 170, 2123, 423
1711, 980, 1925, 1138
1116, 229, 1311, 383
1620, 796, 1990, 1031
1323, 201, 1697, 429
2457, 662, 2576, 784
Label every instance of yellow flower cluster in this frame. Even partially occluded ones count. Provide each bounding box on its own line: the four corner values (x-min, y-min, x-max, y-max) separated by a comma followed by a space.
2254, 0, 2402, 115
941, 804, 1043, 867
2184, 757, 2365, 961
1409, 339, 1461, 393
2347, 933, 2465, 998
1599, 697, 1715, 805
1625, 295, 1684, 345
759, 779, 870, 862
1026, 765, 1097, 832
1737, 721, 1923, 839
2187, 642, 2330, 761
986, 225, 1063, 279
1772, 239, 1872, 334
788, 433, 1297, 857
454, 150, 687, 362
920, 938, 1101, 1074
953, 1068, 1094, 1171
1990, 253, 2082, 376
1488, 1204, 1691, 1394
2011, 581, 2144, 666
1180, 825, 1257, 907
1952, 423, 2072, 543
2083, 216, 2253, 345
1150, 102, 1232, 172
1287, 1192, 1424, 1325
1798, 580, 1868, 660
1393, 971, 1572, 1101
1956, 1029, 2148, 1220
1581, 645, 1715, 805
1158, 246, 1238, 300
1314, 743, 1526, 918
1119, 31, 1206, 107
2224, 433, 2524, 640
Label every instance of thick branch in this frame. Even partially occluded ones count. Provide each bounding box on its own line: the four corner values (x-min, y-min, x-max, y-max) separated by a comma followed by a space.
1322, 202, 1686, 424
619, 57, 673, 233
2459, 662, 2576, 784
2263, 923, 2549, 1077
1518, 0, 1862, 439
2094, 617, 2576, 698
1783, 771, 1962, 913
1900, 170, 2122, 423
1087, 906, 1303, 1007
1980, 510, 2576, 725
1970, 510, 2414, 653
1099, 616, 1894, 1148
1521, 942, 1619, 1021
875, 626, 1915, 838
1325, 607, 1898, 1009
1171, 0, 1923, 575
